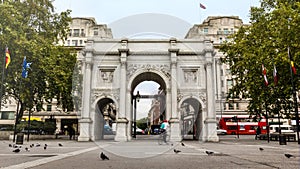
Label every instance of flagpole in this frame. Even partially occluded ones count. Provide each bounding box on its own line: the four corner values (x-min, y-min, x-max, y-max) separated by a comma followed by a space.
13, 79, 22, 143
0, 47, 6, 116
288, 46, 300, 144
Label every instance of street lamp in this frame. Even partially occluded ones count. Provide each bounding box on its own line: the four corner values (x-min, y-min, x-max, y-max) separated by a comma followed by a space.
133, 91, 141, 138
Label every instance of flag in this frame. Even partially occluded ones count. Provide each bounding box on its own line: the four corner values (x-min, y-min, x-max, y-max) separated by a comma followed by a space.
22, 56, 32, 78
273, 65, 278, 85
200, 3, 206, 9
5, 47, 10, 68
288, 47, 297, 75
262, 64, 268, 86
291, 61, 296, 75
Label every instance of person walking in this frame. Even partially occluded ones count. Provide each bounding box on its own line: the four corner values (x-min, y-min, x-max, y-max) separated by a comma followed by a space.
160, 120, 169, 143
255, 126, 261, 140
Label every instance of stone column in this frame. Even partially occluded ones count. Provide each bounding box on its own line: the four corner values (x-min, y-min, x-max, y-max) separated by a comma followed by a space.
115, 39, 129, 141
216, 58, 222, 117
78, 59, 93, 141
204, 42, 219, 142
168, 38, 181, 142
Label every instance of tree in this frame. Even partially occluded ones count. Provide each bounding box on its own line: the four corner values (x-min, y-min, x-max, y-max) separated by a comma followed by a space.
137, 117, 148, 130
0, 0, 75, 122
220, 0, 300, 119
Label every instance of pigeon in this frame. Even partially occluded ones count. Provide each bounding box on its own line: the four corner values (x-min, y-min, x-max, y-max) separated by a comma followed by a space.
284, 153, 295, 158
13, 145, 18, 148
205, 151, 214, 155
25, 147, 30, 152
100, 152, 109, 160
181, 142, 185, 146
174, 149, 181, 154
13, 148, 20, 153
58, 143, 63, 147
9, 144, 12, 147
30, 144, 33, 148
44, 146, 47, 150
259, 147, 264, 151
35, 143, 41, 147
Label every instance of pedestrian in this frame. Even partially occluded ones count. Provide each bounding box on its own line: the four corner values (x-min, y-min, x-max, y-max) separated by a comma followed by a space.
160, 120, 169, 143
68, 126, 75, 140
255, 126, 261, 140
55, 127, 60, 139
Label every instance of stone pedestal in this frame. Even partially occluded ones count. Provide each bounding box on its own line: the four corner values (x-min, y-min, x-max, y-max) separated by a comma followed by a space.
78, 118, 92, 142
204, 118, 219, 142
169, 118, 181, 142
114, 118, 128, 141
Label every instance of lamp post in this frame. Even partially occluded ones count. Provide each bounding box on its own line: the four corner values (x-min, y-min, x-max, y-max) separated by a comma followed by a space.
133, 91, 140, 138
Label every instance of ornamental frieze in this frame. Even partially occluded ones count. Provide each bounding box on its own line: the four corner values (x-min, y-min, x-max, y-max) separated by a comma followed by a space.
127, 64, 171, 79
91, 89, 120, 103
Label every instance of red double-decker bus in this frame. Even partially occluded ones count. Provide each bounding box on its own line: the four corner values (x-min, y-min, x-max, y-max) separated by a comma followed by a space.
218, 115, 267, 135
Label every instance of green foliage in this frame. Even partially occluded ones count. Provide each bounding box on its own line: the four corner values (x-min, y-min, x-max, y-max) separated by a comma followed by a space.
220, 0, 300, 118
137, 117, 148, 130
0, 1, 75, 122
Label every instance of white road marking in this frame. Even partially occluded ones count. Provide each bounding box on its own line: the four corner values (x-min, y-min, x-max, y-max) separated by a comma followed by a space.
1, 146, 99, 169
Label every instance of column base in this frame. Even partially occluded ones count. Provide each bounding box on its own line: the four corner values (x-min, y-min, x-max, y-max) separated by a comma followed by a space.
114, 118, 128, 142
169, 118, 182, 142
78, 136, 90, 142
204, 118, 219, 142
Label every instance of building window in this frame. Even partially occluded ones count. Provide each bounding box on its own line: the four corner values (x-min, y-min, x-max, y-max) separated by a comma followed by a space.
226, 69, 231, 75
79, 40, 83, 45
80, 29, 85, 37
203, 28, 208, 34
223, 28, 229, 34
68, 29, 72, 37
229, 103, 234, 110
221, 80, 224, 87
47, 105, 52, 112
73, 29, 80, 37
236, 103, 239, 110
0, 111, 15, 120
72, 40, 78, 46
227, 79, 233, 88
67, 40, 70, 46
94, 28, 99, 36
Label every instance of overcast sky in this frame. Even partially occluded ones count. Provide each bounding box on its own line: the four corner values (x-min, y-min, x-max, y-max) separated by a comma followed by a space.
54, 0, 260, 24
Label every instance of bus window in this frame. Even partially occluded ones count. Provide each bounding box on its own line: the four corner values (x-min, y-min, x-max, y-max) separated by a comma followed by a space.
227, 126, 237, 130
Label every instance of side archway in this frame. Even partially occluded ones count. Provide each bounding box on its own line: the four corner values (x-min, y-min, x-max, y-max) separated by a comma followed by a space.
93, 98, 117, 140
179, 97, 203, 140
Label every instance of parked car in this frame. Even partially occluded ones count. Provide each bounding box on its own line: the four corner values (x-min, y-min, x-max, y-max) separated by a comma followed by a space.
21, 129, 45, 135
136, 128, 145, 135
217, 128, 227, 135
104, 125, 113, 135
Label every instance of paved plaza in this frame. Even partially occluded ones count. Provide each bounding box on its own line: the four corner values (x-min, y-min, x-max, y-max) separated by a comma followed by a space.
0, 135, 299, 169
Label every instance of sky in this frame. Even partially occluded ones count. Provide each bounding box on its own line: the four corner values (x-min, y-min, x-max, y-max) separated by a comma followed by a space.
53, 0, 261, 119
53, 0, 261, 38
54, 0, 260, 24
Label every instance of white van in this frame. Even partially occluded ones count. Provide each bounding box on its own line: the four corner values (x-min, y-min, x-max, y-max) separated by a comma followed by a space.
269, 125, 294, 133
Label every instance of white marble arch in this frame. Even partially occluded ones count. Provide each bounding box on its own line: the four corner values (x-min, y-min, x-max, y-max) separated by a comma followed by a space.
77, 38, 219, 142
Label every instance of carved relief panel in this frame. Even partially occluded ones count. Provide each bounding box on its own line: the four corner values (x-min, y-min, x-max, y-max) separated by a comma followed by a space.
97, 66, 117, 86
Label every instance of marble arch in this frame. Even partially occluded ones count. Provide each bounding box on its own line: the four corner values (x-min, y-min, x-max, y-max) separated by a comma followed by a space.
77, 38, 219, 142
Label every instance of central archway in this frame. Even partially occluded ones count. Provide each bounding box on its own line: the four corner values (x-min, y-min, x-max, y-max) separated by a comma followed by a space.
130, 72, 167, 139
